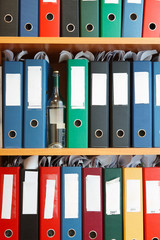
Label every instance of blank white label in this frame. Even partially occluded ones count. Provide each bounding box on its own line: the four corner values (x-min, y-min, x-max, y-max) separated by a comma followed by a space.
146, 181, 160, 214
105, 0, 119, 3
49, 108, 63, 124
113, 73, 128, 105
127, 180, 141, 212
86, 175, 101, 212
92, 74, 107, 106
65, 174, 79, 219
44, 180, 56, 219
156, 75, 160, 106
28, 66, 42, 109
43, 0, 57, 2
128, 0, 141, 3
71, 66, 85, 109
22, 171, 38, 215
135, 72, 149, 104
106, 178, 120, 215
1, 175, 13, 219
6, 74, 21, 106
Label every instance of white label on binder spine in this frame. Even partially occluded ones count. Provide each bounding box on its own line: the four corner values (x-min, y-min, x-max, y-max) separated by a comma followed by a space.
22, 171, 38, 215
1, 175, 13, 219
105, 0, 119, 3
44, 180, 56, 219
113, 73, 128, 105
127, 180, 141, 212
128, 0, 141, 3
6, 74, 21, 106
135, 72, 149, 104
92, 74, 107, 106
106, 178, 120, 215
28, 66, 42, 109
146, 181, 160, 214
86, 175, 101, 212
65, 174, 79, 219
71, 66, 85, 109
43, 0, 57, 2
156, 75, 160, 106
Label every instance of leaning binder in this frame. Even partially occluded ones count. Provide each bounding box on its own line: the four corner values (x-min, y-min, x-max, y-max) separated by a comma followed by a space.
132, 61, 152, 147
3, 61, 23, 148
19, 169, 39, 240
123, 168, 143, 240
100, 0, 122, 37
143, 168, 160, 240
61, 0, 79, 37
19, 0, 39, 36
80, 0, 99, 37
89, 61, 109, 147
67, 59, 88, 148
40, 167, 61, 240
0, 167, 20, 240
61, 167, 82, 240
83, 168, 103, 240
122, 0, 144, 37
23, 59, 51, 148
0, 0, 19, 36
39, 0, 60, 37
104, 168, 123, 240
110, 61, 131, 147
153, 61, 160, 147
143, 0, 160, 37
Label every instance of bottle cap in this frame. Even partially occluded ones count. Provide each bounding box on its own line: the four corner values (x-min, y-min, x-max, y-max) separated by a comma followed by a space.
53, 70, 59, 75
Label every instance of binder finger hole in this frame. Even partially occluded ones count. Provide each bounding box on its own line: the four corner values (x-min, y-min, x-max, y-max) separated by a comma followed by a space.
25, 23, 33, 31
30, 119, 39, 128
8, 130, 17, 139
152, 238, 159, 240
74, 119, 82, 128
116, 129, 125, 138
95, 129, 103, 138
86, 24, 94, 32
138, 129, 146, 138
130, 13, 137, 21
89, 231, 97, 239
4, 229, 13, 238
66, 23, 75, 33
47, 229, 55, 238
108, 13, 116, 22
4, 14, 13, 23
68, 229, 76, 238
46, 13, 54, 21
149, 22, 156, 31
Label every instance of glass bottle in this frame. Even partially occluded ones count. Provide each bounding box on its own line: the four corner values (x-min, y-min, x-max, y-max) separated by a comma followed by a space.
47, 71, 66, 148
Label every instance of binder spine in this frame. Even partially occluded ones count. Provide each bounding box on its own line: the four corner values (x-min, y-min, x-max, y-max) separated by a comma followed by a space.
61, 0, 79, 37
19, 169, 39, 240
110, 61, 131, 147
89, 61, 109, 147
61, 167, 82, 240
3, 61, 23, 148
0, 0, 19, 36
80, 0, 99, 37
19, 0, 39, 36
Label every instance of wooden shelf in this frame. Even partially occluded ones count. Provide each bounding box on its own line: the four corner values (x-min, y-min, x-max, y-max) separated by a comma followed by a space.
0, 37, 160, 54
0, 148, 160, 156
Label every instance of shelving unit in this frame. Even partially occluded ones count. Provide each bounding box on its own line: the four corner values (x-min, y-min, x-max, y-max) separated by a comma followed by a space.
0, 37, 160, 160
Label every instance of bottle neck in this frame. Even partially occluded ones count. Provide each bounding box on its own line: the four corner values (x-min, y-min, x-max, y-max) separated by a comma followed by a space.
53, 74, 60, 96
